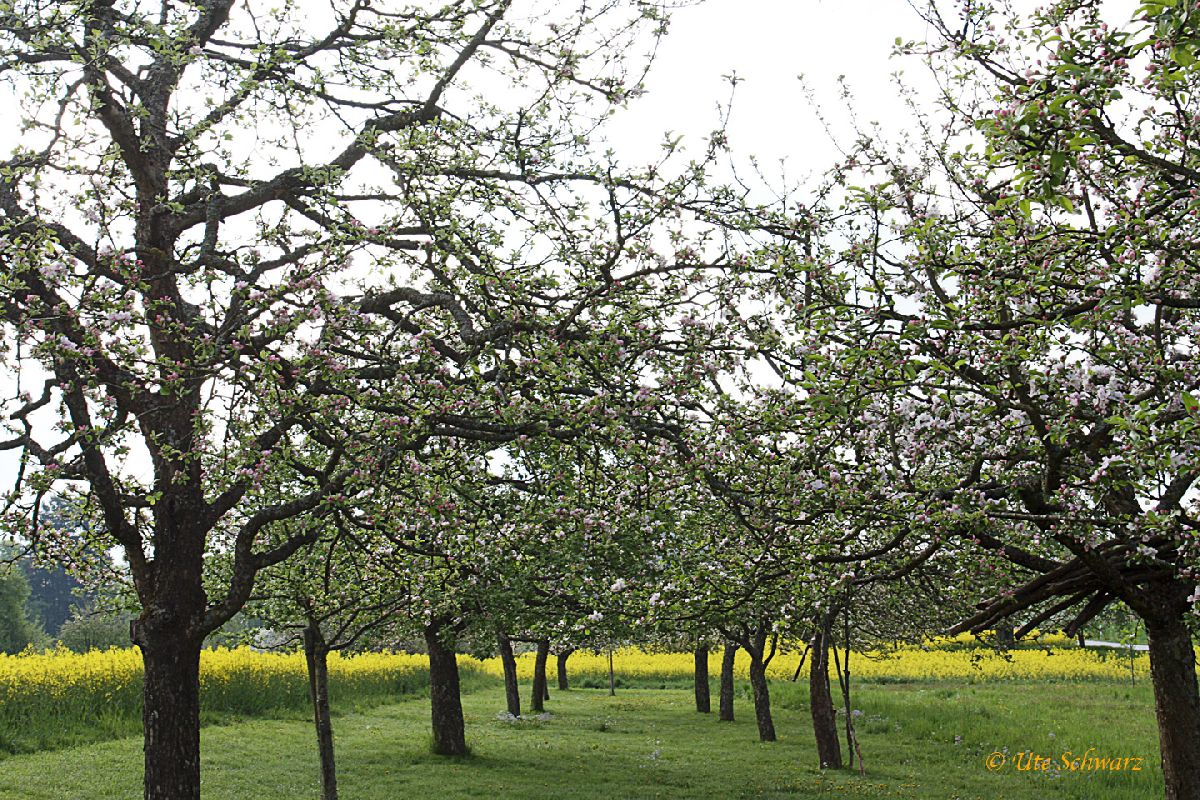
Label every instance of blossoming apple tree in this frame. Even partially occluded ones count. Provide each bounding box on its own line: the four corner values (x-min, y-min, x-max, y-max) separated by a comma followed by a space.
0, 1, 760, 797
776, 2, 1200, 796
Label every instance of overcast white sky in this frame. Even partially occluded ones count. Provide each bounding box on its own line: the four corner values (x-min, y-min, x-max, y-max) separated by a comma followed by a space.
613, 0, 1139, 172
610, 0, 938, 179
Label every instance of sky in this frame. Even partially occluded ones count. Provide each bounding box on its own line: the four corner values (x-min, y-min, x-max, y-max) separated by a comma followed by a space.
610, 0, 1138, 175
608, 0, 939, 182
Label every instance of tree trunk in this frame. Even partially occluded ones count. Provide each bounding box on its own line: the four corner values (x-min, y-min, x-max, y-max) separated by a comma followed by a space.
1146, 614, 1200, 800
718, 644, 737, 722
608, 649, 615, 696
746, 635, 776, 742
531, 639, 549, 712
556, 648, 574, 691
425, 622, 468, 756
138, 629, 203, 800
497, 631, 521, 717
693, 646, 711, 713
304, 622, 338, 800
810, 625, 843, 769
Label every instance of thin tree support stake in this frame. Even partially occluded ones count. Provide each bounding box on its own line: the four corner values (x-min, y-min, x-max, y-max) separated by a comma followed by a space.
832, 609, 865, 776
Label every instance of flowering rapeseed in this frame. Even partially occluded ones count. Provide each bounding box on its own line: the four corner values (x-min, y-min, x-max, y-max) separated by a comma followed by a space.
486, 637, 1152, 684
0, 646, 437, 748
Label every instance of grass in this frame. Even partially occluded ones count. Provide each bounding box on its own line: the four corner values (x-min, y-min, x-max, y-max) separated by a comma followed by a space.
0, 679, 1163, 799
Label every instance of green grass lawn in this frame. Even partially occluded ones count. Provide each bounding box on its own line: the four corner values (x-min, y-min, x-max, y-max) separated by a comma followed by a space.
0, 680, 1162, 799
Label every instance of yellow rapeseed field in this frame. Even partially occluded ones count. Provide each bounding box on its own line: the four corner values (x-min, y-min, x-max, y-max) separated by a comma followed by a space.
490, 635, 1152, 684
0, 635, 1152, 750
0, 646, 440, 742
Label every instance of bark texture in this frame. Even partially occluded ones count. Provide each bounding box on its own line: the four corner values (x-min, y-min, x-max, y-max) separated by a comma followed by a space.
745, 632, 776, 743
693, 646, 711, 713
531, 639, 550, 712
425, 623, 468, 756
497, 631, 521, 717
1146, 614, 1200, 800
810, 626, 843, 769
556, 649, 574, 691
139, 631, 203, 800
718, 644, 737, 722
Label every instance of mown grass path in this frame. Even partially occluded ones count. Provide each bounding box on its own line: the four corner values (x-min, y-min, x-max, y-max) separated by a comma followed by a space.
0, 682, 1162, 799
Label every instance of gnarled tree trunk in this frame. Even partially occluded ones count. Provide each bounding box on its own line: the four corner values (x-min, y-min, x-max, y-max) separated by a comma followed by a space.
137, 625, 204, 800
718, 644, 737, 722
556, 648, 574, 691
304, 621, 338, 800
133, 544, 210, 800
693, 646, 711, 713
497, 631, 521, 717
425, 621, 467, 756
531, 639, 550, 712
745, 631, 776, 742
1146, 613, 1200, 800
810, 623, 842, 769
